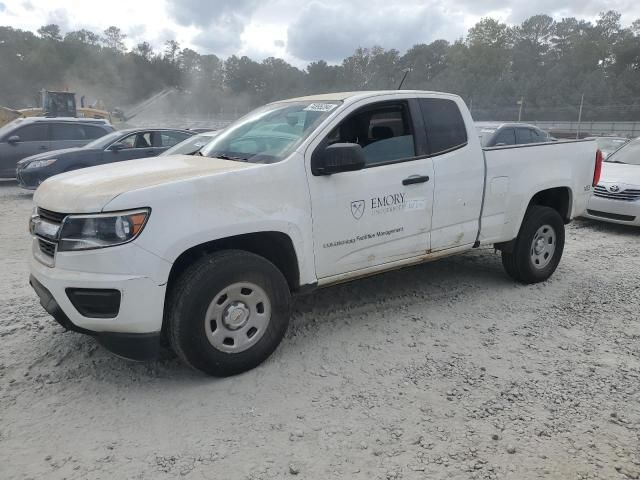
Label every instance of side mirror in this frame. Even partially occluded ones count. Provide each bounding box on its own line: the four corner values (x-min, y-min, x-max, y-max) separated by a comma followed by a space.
7, 135, 20, 145
109, 142, 127, 151
312, 143, 365, 176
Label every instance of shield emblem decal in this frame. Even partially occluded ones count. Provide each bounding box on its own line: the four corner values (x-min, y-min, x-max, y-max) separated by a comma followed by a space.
351, 200, 365, 219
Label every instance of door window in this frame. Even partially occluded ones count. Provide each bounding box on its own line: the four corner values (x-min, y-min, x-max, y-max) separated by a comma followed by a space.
530, 128, 547, 143
51, 123, 88, 141
13, 124, 48, 142
418, 98, 467, 155
160, 131, 190, 147
493, 128, 515, 146
118, 132, 152, 149
326, 102, 415, 166
516, 128, 533, 144
83, 125, 108, 140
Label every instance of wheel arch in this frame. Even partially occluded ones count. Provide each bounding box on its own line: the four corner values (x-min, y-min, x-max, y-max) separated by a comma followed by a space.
526, 186, 573, 224
165, 231, 301, 294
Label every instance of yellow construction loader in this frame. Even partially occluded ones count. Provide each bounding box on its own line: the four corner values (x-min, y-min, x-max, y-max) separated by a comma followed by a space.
0, 90, 112, 128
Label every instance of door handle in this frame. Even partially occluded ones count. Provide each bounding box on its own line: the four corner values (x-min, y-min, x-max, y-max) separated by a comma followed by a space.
402, 175, 430, 185
39, 146, 47, 150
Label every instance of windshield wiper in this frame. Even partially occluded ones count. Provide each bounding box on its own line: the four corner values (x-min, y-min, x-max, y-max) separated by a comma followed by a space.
213, 153, 248, 162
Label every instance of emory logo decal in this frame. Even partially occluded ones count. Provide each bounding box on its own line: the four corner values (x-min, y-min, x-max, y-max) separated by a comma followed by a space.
351, 200, 365, 219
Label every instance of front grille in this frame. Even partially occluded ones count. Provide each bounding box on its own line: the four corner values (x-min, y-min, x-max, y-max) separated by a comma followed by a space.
37, 207, 67, 224
593, 185, 640, 201
38, 238, 56, 257
35, 208, 67, 258
587, 209, 636, 222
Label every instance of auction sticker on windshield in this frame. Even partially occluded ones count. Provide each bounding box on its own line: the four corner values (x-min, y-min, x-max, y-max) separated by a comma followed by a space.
304, 103, 338, 112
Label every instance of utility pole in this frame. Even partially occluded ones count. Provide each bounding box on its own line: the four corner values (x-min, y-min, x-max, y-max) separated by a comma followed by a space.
576, 93, 584, 140
517, 96, 524, 122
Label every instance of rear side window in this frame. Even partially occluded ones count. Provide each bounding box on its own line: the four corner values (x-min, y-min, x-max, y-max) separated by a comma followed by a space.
419, 98, 467, 155
493, 128, 515, 146
516, 128, 533, 144
52, 124, 88, 141
530, 129, 546, 143
14, 124, 48, 142
160, 131, 189, 147
83, 125, 108, 139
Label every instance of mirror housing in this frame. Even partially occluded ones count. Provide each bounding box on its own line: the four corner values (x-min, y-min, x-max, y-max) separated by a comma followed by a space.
7, 135, 20, 145
109, 142, 127, 151
312, 143, 365, 176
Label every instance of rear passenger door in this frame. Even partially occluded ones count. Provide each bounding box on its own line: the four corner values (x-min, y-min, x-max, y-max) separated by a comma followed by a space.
418, 97, 485, 251
51, 123, 91, 150
306, 99, 435, 279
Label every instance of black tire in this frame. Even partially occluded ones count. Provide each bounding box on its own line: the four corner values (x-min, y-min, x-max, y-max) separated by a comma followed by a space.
167, 250, 291, 376
501, 206, 565, 284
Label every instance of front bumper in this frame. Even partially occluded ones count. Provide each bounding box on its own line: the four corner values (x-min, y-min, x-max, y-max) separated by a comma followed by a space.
583, 195, 640, 226
16, 166, 48, 190
29, 240, 172, 360
30, 275, 161, 360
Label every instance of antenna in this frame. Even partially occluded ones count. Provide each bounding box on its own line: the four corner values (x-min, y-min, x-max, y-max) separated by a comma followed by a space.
397, 68, 412, 90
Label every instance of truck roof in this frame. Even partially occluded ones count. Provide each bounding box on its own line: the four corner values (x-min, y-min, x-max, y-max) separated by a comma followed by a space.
280, 90, 462, 104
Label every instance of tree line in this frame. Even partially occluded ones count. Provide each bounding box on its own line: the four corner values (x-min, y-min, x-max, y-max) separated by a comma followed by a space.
0, 11, 639, 121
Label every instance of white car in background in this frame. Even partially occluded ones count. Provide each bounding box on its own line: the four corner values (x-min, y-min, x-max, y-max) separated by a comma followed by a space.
585, 137, 640, 226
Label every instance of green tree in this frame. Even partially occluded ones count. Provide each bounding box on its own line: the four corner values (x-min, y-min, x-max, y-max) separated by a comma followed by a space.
102, 26, 126, 52
37, 24, 61, 41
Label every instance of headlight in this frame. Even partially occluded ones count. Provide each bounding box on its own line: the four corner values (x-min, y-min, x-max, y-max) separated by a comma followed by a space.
58, 209, 150, 251
25, 159, 57, 169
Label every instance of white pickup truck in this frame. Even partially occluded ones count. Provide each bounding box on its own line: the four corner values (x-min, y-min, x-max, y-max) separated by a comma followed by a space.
28, 90, 602, 376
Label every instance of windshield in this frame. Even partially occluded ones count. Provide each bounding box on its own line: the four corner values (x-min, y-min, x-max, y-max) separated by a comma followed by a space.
162, 132, 219, 156
605, 137, 640, 165
200, 100, 341, 163
0, 118, 24, 139
476, 127, 497, 147
595, 137, 628, 157
84, 131, 123, 149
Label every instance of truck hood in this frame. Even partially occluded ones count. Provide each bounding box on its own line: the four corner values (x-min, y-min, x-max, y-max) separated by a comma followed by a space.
34, 155, 256, 213
601, 162, 640, 186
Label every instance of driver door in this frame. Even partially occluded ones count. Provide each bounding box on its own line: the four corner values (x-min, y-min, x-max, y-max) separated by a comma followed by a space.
306, 99, 434, 279
103, 131, 155, 163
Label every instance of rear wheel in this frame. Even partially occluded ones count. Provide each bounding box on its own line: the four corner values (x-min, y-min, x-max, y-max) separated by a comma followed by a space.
167, 250, 291, 376
501, 206, 565, 284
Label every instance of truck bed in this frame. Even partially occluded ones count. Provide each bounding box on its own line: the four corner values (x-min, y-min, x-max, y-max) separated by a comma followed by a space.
479, 140, 597, 245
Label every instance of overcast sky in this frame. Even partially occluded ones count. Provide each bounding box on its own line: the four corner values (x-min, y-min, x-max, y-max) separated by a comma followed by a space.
1, 0, 639, 66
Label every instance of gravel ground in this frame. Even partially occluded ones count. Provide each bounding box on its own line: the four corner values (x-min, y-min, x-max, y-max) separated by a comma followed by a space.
0, 180, 639, 480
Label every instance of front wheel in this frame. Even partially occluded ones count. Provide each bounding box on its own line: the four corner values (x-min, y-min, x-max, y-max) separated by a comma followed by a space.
167, 250, 291, 376
501, 206, 565, 284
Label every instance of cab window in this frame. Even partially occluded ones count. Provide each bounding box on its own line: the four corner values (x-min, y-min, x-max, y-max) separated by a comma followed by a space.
419, 98, 467, 155
326, 102, 415, 167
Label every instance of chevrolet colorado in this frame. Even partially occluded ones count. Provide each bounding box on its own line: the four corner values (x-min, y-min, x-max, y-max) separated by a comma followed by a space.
28, 90, 602, 376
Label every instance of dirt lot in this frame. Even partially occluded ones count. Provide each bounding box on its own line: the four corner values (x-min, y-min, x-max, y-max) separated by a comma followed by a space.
0, 180, 639, 480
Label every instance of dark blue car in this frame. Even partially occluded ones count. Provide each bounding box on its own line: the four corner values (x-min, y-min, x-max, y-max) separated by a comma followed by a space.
16, 127, 193, 189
